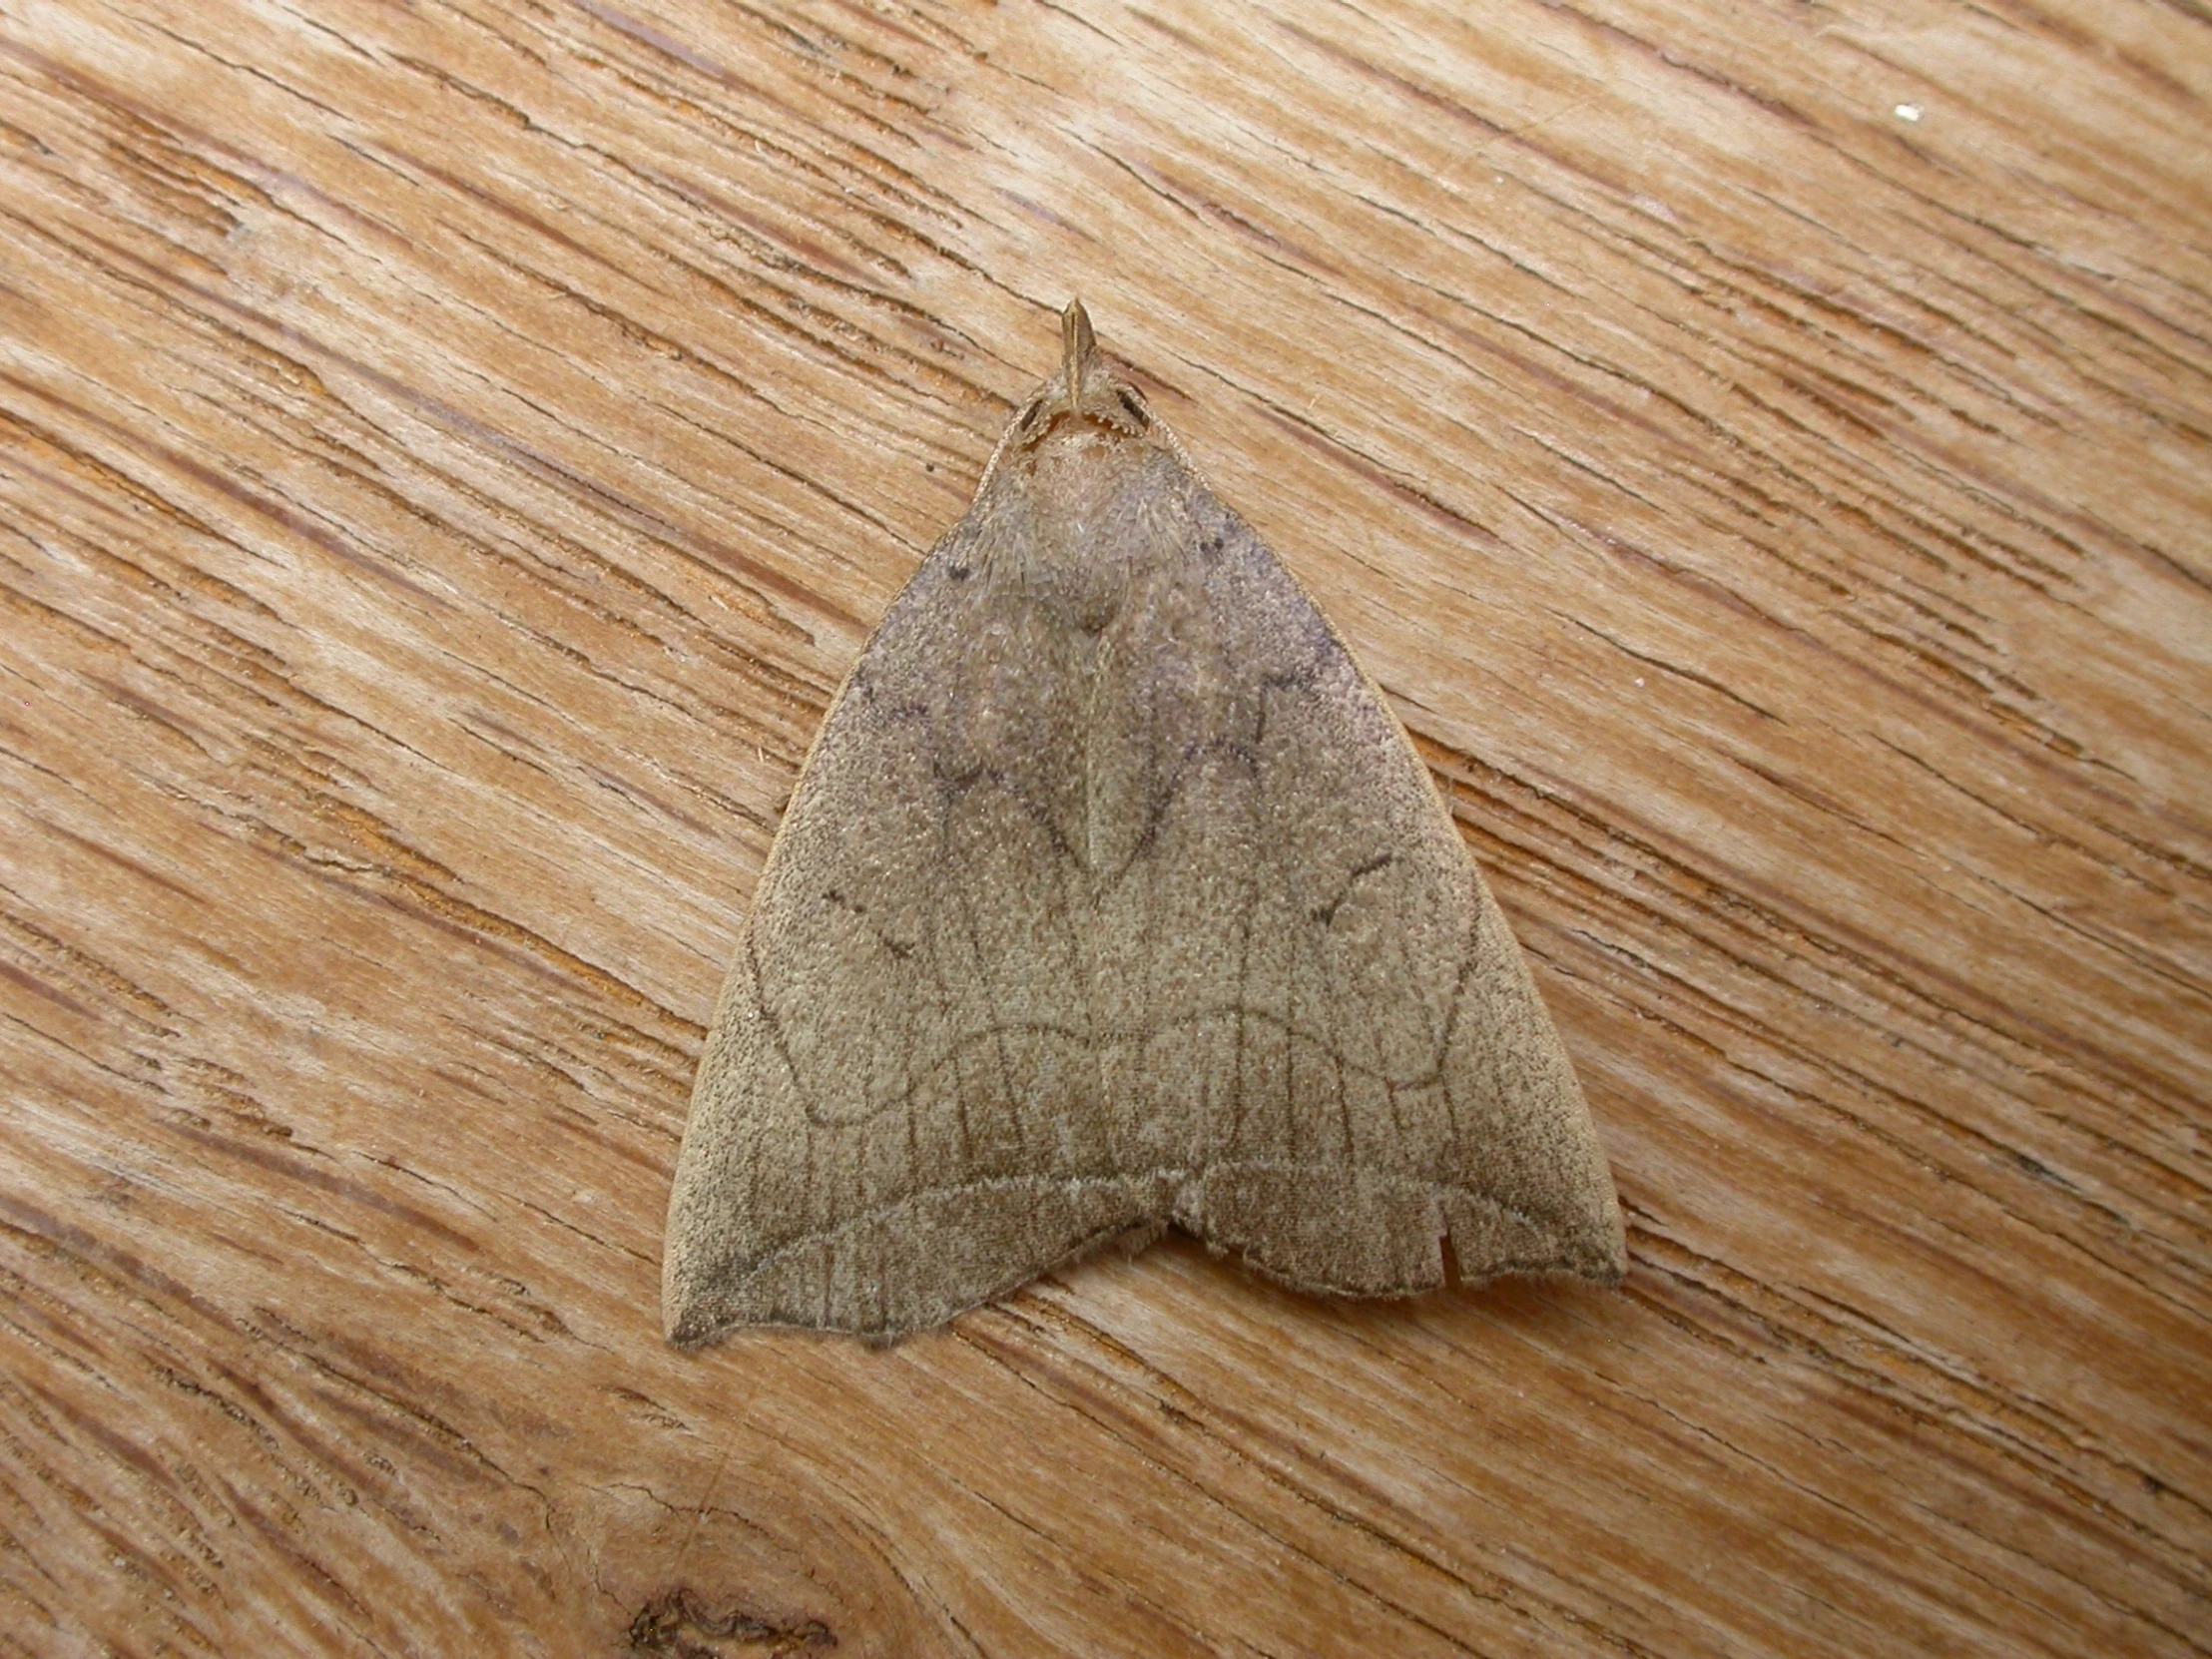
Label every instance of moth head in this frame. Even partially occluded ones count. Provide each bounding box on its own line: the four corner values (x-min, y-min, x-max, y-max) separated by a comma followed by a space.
975, 299, 1195, 496
1014, 298, 1160, 444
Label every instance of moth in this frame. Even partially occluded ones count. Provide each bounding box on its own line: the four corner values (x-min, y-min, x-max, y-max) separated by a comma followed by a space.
664, 301, 1624, 1342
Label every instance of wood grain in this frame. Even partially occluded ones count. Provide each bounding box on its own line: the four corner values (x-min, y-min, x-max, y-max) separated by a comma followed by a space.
1, 0, 2206, 1653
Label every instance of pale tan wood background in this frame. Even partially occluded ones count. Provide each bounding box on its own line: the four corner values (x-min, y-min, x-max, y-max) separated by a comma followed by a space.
2, 0, 2207, 1652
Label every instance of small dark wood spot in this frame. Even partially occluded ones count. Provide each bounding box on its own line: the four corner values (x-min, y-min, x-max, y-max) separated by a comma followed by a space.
628, 1588, 833, 1655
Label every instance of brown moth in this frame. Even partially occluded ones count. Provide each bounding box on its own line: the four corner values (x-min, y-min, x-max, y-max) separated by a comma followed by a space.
664, 300, 1625, 1344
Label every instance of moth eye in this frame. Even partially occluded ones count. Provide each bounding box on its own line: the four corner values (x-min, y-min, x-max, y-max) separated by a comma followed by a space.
1115, 388, 1150, 428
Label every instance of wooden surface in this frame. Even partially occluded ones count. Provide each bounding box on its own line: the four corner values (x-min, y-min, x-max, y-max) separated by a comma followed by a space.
2, 0, 2208, 1652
